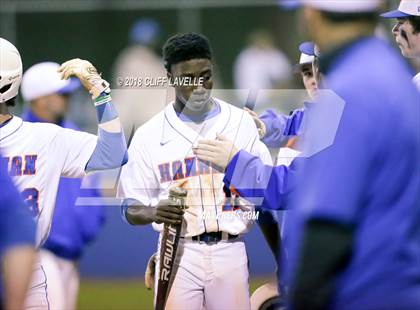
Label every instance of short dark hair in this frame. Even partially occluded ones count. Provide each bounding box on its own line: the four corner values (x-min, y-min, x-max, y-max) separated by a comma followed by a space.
320, 11, 378, 25
162, 32, 212, 72
408, 16, 420, 34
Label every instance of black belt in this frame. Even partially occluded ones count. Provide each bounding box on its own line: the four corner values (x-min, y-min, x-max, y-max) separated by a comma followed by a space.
190, 232, 239, 244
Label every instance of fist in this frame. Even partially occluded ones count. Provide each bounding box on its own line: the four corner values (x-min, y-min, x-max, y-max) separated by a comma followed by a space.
58, 58, 109, 99
153, 198, 185, 225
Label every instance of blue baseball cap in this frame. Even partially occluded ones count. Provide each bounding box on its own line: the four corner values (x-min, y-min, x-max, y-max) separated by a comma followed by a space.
297, 41, 319, 66
299, 42, 315, 56
278, 0, 301, 10
381, 0, 420, 18
129, 18, 161, 45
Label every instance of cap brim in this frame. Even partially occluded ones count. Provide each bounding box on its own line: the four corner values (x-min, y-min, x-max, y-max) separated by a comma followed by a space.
380, 10, 410, 18
57, 78, 80, 94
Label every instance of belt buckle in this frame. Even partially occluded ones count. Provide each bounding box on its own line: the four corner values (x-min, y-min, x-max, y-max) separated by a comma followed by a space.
198, 234, 219, 245
206, 235, 219, 245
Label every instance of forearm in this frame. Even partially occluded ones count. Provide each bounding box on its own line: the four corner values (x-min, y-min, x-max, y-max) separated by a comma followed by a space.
86, 94, 128, 171
121, 198, 156, 226
58, 59, 128, 171
224, 150, 292, 210
2, 246, 35, 310
95, 93, 123, 133
292, 219, 353, 310
261, 110, 289, 148
261, 109, 304, 148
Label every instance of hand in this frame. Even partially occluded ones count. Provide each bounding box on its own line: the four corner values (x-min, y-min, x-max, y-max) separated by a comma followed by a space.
244, 107, 266, 138
144, 253, 157, 290
58, 58, 110, 99
193, 134, 239, 170
152, 198, 185, 225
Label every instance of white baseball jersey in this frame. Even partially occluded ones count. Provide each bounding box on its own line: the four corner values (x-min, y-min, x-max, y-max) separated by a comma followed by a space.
0, 116, 97, 246
118, 98, 272, 237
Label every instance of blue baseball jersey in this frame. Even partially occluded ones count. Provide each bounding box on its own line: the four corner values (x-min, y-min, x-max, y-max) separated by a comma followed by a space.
0, 155, 35, 256
225, 37, 420, 309
0, 154, 36, 303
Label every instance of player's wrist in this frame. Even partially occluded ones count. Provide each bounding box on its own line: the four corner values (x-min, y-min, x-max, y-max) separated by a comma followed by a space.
89, 78, 111, 100
150, 206, 160, 223
121, 199, 155, 225
94, 93, 118, 124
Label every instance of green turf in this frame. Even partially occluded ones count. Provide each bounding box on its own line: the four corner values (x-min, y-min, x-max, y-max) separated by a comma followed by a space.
77, 278, 272, 309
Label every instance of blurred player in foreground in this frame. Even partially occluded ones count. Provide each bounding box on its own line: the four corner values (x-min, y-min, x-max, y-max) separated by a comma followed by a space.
0, 37, 127, 309
0, 156, 36, 310
249, 41, 320, 310
20, 62, 106, 310
195, 1, 420, 309
118, 32, 272, 309
381, 0, 420, 90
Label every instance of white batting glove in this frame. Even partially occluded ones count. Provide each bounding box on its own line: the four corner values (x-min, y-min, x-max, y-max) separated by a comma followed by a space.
244, 107, 266, 139
58, 58, 110, 99
193, 134, 239, 171
145, 253, 157, 290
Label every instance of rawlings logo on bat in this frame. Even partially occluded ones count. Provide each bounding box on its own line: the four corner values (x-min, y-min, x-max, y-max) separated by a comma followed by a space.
160, 225, 177, 281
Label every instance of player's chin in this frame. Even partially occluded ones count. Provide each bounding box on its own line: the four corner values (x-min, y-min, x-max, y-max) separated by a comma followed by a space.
401, 48, 417, 59
397, 43, 410, 58
185, 97, 211, 112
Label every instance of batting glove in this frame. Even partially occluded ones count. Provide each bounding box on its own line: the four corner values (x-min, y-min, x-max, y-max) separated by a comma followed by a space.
58, 58, 110, 99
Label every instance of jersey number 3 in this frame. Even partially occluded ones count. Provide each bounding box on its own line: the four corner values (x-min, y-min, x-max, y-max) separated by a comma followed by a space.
21, 188, 39, 217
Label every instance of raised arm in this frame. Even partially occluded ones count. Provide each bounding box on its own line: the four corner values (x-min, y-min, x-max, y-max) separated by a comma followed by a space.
58, 58, 128, 172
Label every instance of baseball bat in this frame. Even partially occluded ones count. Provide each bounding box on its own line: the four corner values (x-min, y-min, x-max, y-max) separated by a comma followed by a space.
155, 187, 187, 310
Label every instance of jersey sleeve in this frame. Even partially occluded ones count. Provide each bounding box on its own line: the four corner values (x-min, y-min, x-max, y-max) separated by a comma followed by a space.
116, 132, 160, 206
52, 127, 98, 178
223, 150, 295, 210
260, 109, 305, 148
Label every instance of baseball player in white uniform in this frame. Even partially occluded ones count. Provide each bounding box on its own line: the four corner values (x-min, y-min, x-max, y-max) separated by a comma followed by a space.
117, 33, 272, 310
381, 0, 420, 91
0, 37, 127, 309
